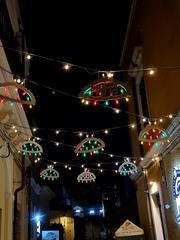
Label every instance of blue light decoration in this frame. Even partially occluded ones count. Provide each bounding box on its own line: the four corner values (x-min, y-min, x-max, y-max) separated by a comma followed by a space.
118, 159, 138, 176
74, 136, 105, 157
89, 209, 95, 215
79, 77, 130, 106
173, 167, 180, 224
138, 124, 170, 148
34, 214, 41, 238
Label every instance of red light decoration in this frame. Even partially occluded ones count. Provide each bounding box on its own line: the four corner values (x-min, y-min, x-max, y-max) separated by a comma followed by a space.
19, 140, 43, 157
40, 165, 59, 181
0, 82, 35, 106
77, 170, 96, 183
74, 136, 105, 157
79, 78, 130, 105
138, 124, 170, 147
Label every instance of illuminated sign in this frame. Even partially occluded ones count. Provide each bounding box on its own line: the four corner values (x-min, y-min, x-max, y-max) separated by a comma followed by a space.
173, 167, 180, 224
42, 230, 59, 240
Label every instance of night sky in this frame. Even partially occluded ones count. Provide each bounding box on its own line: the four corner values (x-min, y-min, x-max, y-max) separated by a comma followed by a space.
18, 0, 136, 208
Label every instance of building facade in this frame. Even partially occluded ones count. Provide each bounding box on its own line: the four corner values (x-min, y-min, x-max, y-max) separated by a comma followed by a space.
0, 1, 40, 240
120, 0, 180, 239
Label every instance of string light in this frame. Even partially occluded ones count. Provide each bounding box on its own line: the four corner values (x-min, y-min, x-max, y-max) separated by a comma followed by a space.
115, 108, 120, 114
0, 63, 177, 126
64, 64, 70, 70
149, 69, 155, 75
26, 54, 32, 60
107, 72, 114, 78
2, 46, 180, 76
33, 155, 161, 174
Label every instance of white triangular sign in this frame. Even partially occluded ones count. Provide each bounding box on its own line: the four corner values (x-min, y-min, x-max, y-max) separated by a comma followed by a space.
115, 219, 144, 237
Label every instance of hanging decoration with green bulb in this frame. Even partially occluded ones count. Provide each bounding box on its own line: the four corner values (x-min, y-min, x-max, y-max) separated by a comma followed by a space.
40, 165, 59, 181
79, 77, 130, 106
118, 158, 138, 176
77, 170, 96, 183
19, 140, 43, 157
0, 82, 35, 108
74, 136, 105, 157
138, 124, 170, 148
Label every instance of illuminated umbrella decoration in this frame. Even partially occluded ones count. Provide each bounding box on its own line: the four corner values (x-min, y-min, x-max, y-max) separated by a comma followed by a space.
79, 78, 130, 106
40, 165, 59, 181
77, 170, 96, 183
74, 136, 105, 157
138, 124, 170, 147
19, 140, 43, 157
0, 82, 35, 106
118, 159, 138, 176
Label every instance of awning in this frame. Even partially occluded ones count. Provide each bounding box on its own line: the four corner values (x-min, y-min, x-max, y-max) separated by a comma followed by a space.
115, 219, 144, 237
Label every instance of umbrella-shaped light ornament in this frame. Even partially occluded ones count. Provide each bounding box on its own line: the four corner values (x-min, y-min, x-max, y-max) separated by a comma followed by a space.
118, 160, 138, 176
79, 78, 130, 106
19, 140, 43, 157
75, 136, 105, 157
40, 165, 59, 181
77, 170, 96, 183
0, 82, 35, 107
138, 124, 170, 148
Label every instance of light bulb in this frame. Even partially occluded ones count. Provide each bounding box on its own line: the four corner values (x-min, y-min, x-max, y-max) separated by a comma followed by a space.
64, 64, 70, 70
149, 69, 154, 75
26, 54, 31, 60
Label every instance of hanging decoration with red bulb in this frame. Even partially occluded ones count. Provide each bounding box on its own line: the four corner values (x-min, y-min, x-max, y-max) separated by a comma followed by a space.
77, 170, 96, 183
40, 165, 59, 181
19, 140, 43, 157
138, 124, 170, 148
0, 82, 35, 108
118, 158, 138, 176
79, 77, 130, 106
74, 136, 105, 157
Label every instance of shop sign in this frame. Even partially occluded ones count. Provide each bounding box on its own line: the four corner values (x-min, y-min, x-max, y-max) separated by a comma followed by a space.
173, 167, 180, 223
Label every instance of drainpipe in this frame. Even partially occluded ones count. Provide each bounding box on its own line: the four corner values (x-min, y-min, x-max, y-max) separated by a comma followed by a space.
27, 165, 32, 240
13, 155, 25, 240
13, 20, 27, 240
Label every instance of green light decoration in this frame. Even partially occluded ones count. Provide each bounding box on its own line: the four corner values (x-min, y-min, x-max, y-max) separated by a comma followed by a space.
40, 165, 59, 181
79, 78, 130, 106
77, 170, 96, 183
19, 140, 43, 157
0, 82, 35, 106
118, 159, 138, 176
74, 136, 105, 156
138, 124, 170, 147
